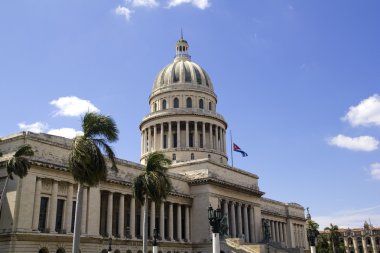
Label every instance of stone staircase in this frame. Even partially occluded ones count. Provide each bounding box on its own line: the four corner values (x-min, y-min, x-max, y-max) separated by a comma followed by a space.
224, 238, 299, 253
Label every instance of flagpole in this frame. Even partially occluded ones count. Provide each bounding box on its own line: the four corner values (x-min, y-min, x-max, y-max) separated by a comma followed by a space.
230, 130, 234, 168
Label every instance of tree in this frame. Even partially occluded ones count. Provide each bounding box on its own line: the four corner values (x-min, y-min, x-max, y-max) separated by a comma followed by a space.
132, 152, 172, 253
324, 223, 342, 253
317, 233, 331, 253
69, 112, 119, 253
0, 144, 34, 214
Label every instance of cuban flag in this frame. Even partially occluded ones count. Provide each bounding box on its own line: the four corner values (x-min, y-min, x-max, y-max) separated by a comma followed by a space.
233, 143, 248, 157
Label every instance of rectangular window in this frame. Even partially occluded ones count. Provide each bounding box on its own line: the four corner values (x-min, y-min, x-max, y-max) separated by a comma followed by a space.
71, 201, 76, 233
55, 199, 65, 232
199, 134, 203, 148
38, 197, 49, 232
173, 133, 177, 148
163, 134, 167, 149
189, 133, 194, 147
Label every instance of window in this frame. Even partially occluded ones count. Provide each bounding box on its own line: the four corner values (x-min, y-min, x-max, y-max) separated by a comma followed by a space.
186, 97, 192, 108
173, 133, 177, 148
71, 201, 76, 233
163, 135, 167, 149
208, 154, 211, 159
200, 134, 203, 148
172, 154, 176, 161
191, 153, 194, 160
189, 133, 193, 147
209, 102, 212, 111
154, 103, 157, 112
173, 98, 179, 108
38, 197, 49, 232
199, 99, 204, 109
55, 199, 65, 232
162, 99, 167, 110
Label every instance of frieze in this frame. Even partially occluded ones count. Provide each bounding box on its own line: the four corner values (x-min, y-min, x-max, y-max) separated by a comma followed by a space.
58, 182, 68, 195
41, 179, 52, 193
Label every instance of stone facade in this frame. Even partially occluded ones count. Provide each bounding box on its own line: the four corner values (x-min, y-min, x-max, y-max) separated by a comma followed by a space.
0, 37, 307, 253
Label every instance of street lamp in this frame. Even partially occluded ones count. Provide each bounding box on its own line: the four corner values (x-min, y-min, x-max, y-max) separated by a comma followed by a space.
107, 237, 112, 253
153, 227, 159, 253
208, 204, 223, 253
306, 208, 319, 253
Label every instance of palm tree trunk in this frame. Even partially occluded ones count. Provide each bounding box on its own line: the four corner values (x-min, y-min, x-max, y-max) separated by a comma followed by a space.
72, 184, 84, 253
143, 197, 148, 253
0, 176, 9, 216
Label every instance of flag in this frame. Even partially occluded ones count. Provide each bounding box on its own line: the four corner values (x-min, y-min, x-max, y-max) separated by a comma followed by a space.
233, 143, 248, 157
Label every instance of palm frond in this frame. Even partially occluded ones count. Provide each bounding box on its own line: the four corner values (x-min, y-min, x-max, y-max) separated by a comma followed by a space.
132, 174, 147, 205
14, 144, 34, 157
93, 138, 118, 171
82, 112, 119, 142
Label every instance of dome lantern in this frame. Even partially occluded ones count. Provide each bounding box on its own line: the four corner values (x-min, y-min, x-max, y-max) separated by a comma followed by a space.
175, 31, 191, 61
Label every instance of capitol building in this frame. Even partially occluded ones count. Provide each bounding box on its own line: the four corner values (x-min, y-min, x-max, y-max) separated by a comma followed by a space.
0, 37, 307, 253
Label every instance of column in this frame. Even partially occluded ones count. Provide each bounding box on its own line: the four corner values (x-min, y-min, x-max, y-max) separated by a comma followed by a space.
141, 131, 143, 155
65, 183, 73, 233
148, 127, 151, 152
283, 223, 288, 246
249, 207, 255, 243
230, 202, 236, 237
202, 122, 206, 148
177, 121, 181, 148
140, 204, 144, 238
107, 192, 113, 237
119, 194, 125, 238
169, 202, 174, 241
153, 125, 157, 151
243, 205, 249, 242
362, 237, 368, 253
185, 121, 189, 147
161, 123, 164, 149
222, 129, 225, 152
32, 177, 42, 230
271, 221, 275, 242
81, 187, 88, 234
253, 206, 262, 242
177, 204, 182, 241
130, 197, 136, 239
160, 202, 165, 240
223, 201, 228, 217
168, 122, 172, 149
237, 203, 242, 237
194, 121, 198, 147
276, 221, 280, 243
49, 180, 58, 233
209, 124, 213, 149
150, 201, 156, 236
185, 206, 190, 241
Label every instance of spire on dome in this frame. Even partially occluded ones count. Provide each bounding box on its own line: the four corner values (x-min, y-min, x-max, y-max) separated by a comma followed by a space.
175, 31, 191, 60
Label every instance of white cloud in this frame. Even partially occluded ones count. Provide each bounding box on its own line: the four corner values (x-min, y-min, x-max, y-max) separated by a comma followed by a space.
48, 128, 84, 139
18, 122, 48, 133
314, 205, 380, 229
167, 0, 210, 10
131, 0, 159, 7
115, 6, 134, 21
343, 94, 380, 127
327, 134, 378, 151
370, 163, 380, 181
50, 96, 99, 117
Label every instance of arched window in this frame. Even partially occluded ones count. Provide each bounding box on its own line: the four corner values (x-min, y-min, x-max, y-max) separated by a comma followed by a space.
209, 102, 212, 111
115, 250, 121, 253
162, 99, 167, 110
172, 154, 176, 161
173, 98, 179, 108
186, 97, 192, 108
199, 99, 204, 109
101, 250, 108, 253
191, 153, 194, 160
127, 250, 133, 253
56, 248, 66, 253
208, 154, 211, 159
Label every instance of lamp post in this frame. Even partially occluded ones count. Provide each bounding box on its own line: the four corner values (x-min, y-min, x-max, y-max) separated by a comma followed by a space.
208, 204, 222, 253
306, 208, 318, 253
107, 237, 112, 253
153, 228, 159, 253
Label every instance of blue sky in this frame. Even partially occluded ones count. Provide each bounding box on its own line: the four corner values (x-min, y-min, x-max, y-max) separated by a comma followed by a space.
1, 0, 379, 229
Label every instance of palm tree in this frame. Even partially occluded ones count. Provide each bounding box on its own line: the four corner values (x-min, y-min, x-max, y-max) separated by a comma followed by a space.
132, 152, 172, 253
69, 112, 119, 253
0, 144, 34, 214
324, 223, 339, 253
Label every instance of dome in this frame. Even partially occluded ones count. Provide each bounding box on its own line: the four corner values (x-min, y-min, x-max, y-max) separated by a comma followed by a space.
152, 60, 214, 91
152, 35, 215, 94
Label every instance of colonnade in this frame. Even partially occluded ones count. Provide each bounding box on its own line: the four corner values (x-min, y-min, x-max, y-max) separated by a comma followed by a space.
293, 223, 305, 248
141, 120, 226, 155
100, 191, 191, 242
264, 219, 288, 245
221, 200, 262, 243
